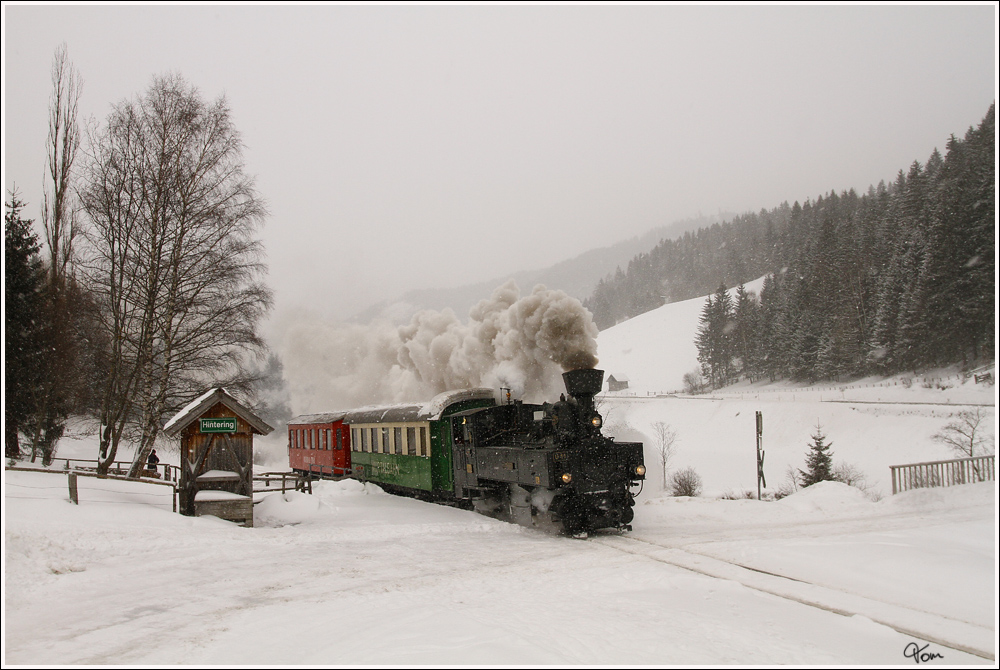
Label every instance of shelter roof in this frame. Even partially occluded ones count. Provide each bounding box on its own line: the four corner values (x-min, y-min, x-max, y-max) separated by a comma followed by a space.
163, 388, 274, 437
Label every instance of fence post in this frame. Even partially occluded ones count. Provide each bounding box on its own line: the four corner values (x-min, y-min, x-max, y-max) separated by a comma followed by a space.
68, 472, 78, 504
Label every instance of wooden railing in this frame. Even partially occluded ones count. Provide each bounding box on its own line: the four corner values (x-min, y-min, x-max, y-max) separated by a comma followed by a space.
9, 464, 326, 519
253, 471, 314, 496
58, 458, 181, 483
64, 469, 179, 511
890, 455, 995, 494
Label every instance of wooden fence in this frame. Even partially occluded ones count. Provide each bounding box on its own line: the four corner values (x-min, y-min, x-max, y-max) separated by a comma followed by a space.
890, 455, 995, 494
8, 465, 315, 515
66, 469, 179, 511
59, 458, 181, 483
253, 471, 314, 496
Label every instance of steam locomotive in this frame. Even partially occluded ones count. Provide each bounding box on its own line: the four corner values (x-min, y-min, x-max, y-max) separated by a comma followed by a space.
288, 369, 646, 535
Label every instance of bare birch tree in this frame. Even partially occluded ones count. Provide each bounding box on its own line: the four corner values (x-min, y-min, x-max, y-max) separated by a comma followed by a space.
651, 421, 678, 489
78, 74, 271, 476
932, 408, 994, 459
933, 408, 995, 481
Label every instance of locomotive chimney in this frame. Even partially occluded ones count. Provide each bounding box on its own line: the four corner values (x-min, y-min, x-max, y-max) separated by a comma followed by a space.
562, 368, 604, 414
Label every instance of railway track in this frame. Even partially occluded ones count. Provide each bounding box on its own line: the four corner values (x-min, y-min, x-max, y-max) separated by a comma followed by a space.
590, 533, 994, 662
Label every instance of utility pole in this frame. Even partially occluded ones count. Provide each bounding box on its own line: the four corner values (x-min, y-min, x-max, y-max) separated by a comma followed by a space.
756, 411, 765, 500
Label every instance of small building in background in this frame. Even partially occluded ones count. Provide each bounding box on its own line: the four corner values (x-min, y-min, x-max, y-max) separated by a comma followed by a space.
607, 373, 630, 392
163, 388, 273, 526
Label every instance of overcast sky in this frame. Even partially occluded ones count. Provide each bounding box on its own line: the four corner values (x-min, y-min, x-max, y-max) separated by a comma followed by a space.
4, 4, 996, 332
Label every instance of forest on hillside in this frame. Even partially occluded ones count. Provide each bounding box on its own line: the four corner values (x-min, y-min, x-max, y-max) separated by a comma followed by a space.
586, 105, 995, 384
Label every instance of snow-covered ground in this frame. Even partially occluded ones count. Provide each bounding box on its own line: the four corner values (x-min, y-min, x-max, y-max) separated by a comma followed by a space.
4, 280, 996, 665
3, 467, 994, 665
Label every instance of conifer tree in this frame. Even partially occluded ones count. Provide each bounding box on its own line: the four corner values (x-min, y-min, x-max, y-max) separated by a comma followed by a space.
732, 284, 762, 382
695, 284, 735, 388
5, 190, 45, 459
799, 423, 834, 487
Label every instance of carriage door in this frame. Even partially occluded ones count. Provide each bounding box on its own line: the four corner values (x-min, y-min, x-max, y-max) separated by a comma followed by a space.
451, 415, 477, 499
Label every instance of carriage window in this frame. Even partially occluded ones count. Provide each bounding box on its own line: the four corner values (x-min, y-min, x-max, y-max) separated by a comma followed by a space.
336, 428, 343, 450
393, 427, 402, 455
419, 426, 427, 457
406, 427, 416, 456
371, 428, 379, 453
381, 427, 390, 454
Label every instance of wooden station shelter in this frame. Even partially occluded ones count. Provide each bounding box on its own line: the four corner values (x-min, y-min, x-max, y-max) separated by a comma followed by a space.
163, 388, 273, 527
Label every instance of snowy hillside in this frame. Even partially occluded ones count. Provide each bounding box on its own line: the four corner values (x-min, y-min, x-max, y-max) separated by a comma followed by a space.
593, 277, 995, 499
596, 276, 766, 395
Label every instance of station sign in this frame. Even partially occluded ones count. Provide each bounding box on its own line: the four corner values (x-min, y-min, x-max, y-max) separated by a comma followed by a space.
200, 417, 237, 433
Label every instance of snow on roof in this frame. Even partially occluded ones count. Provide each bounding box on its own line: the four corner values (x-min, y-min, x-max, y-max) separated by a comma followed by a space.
163, 388, 224, 434
343, 388, 495, 424
419, 388, 495, 420
288, 412, 349, 426
162, 388, 274, 437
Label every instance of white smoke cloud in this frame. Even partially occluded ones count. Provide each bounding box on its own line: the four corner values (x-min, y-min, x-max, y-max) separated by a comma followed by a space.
280, 281, 600, 414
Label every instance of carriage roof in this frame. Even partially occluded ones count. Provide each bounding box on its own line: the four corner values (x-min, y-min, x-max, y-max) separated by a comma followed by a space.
342, 388, 495, 424
288, 412, 348, 425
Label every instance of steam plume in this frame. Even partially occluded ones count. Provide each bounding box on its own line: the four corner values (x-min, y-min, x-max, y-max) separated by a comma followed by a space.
281, 281, 599, 413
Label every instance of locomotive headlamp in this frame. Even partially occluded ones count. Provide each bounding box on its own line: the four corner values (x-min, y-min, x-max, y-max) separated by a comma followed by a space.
591, 415, 603, 428
561, 473, 573, 483
635, 465, 646, 476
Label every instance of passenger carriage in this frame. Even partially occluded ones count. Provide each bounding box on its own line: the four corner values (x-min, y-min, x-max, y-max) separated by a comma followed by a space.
344, 389, 496, 495
288, 412, 351, 478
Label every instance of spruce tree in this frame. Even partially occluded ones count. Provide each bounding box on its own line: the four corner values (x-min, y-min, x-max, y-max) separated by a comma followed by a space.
799, 423, 834, 487
5, 191, 46, 459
